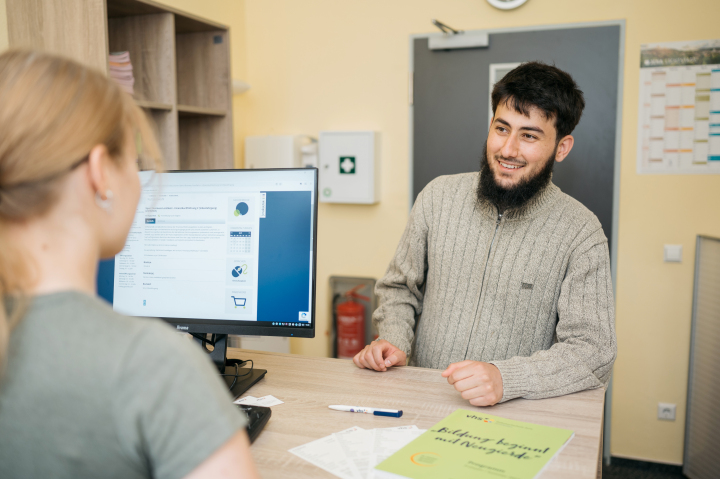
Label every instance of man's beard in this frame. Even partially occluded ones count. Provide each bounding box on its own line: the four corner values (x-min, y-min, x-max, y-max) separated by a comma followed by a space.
477, 141, 556, 212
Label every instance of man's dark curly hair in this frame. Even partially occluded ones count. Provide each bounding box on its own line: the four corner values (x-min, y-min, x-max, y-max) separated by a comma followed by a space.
491, 61, 585, 141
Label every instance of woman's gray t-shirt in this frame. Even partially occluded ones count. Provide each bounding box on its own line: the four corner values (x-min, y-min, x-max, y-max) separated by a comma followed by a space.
0, 291, 247, 479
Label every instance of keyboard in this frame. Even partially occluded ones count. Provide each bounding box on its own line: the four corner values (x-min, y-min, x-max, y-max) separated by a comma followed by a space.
236, 403, 272, 443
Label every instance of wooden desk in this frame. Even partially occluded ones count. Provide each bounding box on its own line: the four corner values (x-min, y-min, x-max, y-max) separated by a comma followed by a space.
229, 349, 604, 479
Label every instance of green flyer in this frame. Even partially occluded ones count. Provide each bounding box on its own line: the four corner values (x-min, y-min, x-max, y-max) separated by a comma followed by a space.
374, 409, 574, 479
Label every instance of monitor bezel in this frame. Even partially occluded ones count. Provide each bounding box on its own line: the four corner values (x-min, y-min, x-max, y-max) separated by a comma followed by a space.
127, 167, 318, 339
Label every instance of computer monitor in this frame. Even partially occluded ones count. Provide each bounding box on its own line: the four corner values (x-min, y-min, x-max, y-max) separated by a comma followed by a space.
97, 168, 317, 396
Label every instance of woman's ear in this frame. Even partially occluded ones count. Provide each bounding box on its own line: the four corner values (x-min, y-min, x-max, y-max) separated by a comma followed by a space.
86, 144, 111, 198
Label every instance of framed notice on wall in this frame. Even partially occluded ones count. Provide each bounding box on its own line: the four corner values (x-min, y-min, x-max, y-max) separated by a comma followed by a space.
637, 39, 720, 174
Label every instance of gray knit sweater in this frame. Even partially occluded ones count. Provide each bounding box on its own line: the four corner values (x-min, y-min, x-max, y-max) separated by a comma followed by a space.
373, 172, 617, 402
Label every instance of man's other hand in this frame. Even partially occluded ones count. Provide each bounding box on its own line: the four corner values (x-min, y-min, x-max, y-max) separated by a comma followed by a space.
441, 361, 504, 406
353, 340, 407, 371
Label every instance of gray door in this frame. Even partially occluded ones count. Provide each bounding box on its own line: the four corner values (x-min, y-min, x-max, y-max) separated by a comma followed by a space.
412, 25, 621, 252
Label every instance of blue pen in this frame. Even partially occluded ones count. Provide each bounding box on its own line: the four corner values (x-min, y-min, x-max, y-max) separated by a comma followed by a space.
329, 405, 403, 418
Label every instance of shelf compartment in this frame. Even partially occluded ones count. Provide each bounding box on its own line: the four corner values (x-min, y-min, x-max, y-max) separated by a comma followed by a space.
176, 30, 231, 111
108, 12, 176, 105
178, 115, 233, 170
143, 108, 179, 170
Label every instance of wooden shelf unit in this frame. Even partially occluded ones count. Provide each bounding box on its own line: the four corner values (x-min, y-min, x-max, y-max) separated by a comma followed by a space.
6, 0, 234, 171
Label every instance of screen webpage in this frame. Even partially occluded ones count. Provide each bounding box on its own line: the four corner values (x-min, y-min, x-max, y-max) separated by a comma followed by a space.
112, 169, 315, 328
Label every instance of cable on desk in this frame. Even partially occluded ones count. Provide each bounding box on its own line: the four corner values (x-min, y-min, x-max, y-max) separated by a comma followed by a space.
222, 359, 254, 391
188, 333, 254, 391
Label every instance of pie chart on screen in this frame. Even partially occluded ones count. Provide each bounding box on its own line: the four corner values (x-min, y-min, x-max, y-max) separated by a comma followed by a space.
234, 202, 249, 216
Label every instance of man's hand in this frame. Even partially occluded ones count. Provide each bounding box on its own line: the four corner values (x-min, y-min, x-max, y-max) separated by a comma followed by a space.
353, 339, 407, 371
441, 360, 504, 406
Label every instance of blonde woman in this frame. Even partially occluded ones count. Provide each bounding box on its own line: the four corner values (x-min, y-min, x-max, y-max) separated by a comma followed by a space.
0, 50, 259, 479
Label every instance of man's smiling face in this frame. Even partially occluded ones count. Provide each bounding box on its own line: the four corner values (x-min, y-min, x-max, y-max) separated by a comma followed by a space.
486, 102, 560, 189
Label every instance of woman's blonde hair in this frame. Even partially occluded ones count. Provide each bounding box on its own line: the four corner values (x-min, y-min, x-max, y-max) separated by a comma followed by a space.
0, 49, 162, 376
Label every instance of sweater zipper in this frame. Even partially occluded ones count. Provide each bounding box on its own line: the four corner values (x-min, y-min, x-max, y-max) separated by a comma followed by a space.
483, 211, 503, 276
463, 210, 503, 358
489, 212, 503, 256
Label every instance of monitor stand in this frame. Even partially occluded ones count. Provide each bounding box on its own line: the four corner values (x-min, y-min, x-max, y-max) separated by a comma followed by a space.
193, 334, 267, 399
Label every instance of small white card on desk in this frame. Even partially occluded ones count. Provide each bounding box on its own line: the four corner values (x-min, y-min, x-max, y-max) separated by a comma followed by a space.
234, 395, 284, 407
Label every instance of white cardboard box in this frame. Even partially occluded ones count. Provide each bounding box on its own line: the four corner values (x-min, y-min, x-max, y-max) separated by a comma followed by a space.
245, 135, 303, 169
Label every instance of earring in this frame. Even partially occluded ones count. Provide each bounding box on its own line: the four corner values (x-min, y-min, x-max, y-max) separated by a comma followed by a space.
95, 189, 114, 213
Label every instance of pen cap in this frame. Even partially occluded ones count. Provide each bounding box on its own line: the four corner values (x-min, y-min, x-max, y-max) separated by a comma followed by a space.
373, 410, 403, 418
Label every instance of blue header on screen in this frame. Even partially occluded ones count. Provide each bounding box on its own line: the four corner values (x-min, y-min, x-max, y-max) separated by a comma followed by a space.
96, 190, 312, 323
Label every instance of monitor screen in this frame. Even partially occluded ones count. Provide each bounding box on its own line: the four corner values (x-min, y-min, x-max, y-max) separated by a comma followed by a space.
97, 168, 317, 339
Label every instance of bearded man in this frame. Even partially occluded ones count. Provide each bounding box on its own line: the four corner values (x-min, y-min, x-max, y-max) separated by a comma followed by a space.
353, 62, 617, 406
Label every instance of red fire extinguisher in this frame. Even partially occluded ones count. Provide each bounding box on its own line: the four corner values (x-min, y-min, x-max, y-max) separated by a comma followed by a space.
336, 285, 369, 359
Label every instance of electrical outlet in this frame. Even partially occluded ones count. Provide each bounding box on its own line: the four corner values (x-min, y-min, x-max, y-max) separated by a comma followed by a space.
658, 403, 676, 421
664, 244, 682, 262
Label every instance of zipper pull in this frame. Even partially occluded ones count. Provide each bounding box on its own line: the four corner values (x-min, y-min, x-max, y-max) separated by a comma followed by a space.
496, 212, 503, 225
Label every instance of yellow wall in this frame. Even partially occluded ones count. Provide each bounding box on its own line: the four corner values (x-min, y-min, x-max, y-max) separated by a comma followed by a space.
5, 0, 720, 465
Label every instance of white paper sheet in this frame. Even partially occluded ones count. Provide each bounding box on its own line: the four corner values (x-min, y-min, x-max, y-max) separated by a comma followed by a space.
368, 428, 425, 479
290, 425, 424, 479
290, 427, 363, 479
334, 427, 373, 478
